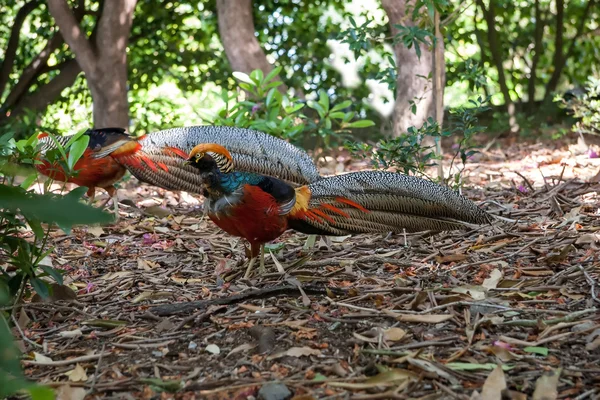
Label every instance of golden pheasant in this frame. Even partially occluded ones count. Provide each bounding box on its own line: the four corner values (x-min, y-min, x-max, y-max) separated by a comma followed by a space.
35, 126, 321, 214
186, 143, 492, 278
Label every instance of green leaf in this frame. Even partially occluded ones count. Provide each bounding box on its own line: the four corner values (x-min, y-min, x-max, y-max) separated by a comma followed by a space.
524, 346, 548, 356
19, 173, 37, 190
232, 71, 253, 84
331, 100, 352, 112
26, 385, 55, 400
250, 69, 264, 84
307, 101, 326, 119
318, 90, 330, 112
67, 134, 90, 171
264, 66, 281, 83
0, 184, 113, 228
39, 266, 63, 285
30, 277, 50, 298
347, 120, 376, 128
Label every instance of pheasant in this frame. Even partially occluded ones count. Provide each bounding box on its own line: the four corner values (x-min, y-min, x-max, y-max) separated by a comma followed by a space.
186, 143, 493, 278
35, 126, 321, 215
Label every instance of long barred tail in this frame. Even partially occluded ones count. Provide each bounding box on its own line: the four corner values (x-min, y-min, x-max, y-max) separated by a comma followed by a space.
136, 126, 321, 186
288, 171, 493, 236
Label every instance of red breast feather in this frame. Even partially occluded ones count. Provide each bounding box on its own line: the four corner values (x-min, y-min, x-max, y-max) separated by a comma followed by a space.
208, 184, 289, 251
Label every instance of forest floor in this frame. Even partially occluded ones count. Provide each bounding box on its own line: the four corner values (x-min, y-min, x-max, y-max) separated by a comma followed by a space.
17, 136, 600, 400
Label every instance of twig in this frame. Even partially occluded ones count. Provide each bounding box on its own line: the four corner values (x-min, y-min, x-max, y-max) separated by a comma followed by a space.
172, 305, 227, 331
89, 344, 106, 393
11, 314, 43, 349
577, 265, 600, 304
112, 340, 175, 349
152, 285, 347, 316
23, 353, 106, 366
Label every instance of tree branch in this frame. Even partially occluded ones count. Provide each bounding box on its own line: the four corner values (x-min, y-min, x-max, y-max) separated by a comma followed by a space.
1, 34, 64, 111
544, 0, 596, 100
6, 59, 81, 120
47, 0, 97, 76
0, 1, 41, 99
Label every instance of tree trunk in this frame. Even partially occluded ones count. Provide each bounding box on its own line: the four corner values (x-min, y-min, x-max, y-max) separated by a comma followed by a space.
381, 0, 440, 137
476, 0, 519, 133
47, 0, 137, 128
432, 8, 444, 181
528, 0, 544, 112
216, 0, 287, 93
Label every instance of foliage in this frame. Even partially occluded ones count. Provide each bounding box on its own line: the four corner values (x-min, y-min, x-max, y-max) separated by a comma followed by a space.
556, 76, 600, 136
0, 129, 113, 302
204, 67, 374, 151
0, 127, 113, 399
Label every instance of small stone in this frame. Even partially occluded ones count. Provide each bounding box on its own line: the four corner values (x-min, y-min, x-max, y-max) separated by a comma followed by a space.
257, 382, 292, 400
205, 344, 220, 354
188, 341, 198, 350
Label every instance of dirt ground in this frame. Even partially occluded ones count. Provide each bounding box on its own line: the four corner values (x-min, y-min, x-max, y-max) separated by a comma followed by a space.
15, 137, 600, 399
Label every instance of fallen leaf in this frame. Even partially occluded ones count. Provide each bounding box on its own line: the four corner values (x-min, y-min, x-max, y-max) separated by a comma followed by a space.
33, 352, 53, 363
87, 226, 105, 238
523, 346, 549, 356
64, 364, 88, 382
383, 310, 453, 323
328, 368, 417, 389
532, 368, 561, 400
58, 329, 83, 339
479, 365, 507, 400
56, 385, 86, 400
226, 343, 257, 358
239, 304, 278, 313
131, 291, 173, 303
145, 206, 172, 217
482, 269, 503, 290
383, 327, 407, 342
435, 253, 468, 263
268, 346, 322, 360
452, 285, 486, 300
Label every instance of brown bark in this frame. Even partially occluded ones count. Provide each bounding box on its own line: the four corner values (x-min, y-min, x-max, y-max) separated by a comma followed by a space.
543, 0, 596, 100
216, 0, 286, 93
47, 0, 137, 128
1, 34, 64, 112
11, 59, 81, 117
381, 0, 440, 137
476, 0, 519, 133
0, 1, 41, 100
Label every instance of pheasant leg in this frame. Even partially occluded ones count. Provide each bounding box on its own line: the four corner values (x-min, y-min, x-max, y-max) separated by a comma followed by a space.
243, 257, 257, 279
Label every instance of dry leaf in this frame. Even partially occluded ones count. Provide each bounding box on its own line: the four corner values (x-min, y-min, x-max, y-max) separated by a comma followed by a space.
205, 344, 220, 355
239, 304, 278, 313
64, 364, 88, 382
226, 343, 257, 358
33, 352, 53, 363
87, 226, 105, 238
435, 253, 468, 263
383, 310, 453, 323
56, 385, 86, 400
452, 285, 486, 300
328, 369, 417, 389
268, 346, 322, 360
532, 368, 561, 400
479, 365, 507, 400
145, 206, 172, 217
383, 327, 407, 342
58, 329, 83, 339
482, 269, 503, 290
131, 291, 173, 303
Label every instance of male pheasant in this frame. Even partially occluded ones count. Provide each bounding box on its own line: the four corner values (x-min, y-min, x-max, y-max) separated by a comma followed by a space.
35, 126, 321, 215
186, 143, 492, 278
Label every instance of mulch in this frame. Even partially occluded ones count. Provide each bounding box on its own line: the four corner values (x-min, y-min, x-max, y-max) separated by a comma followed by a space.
12, 138, 600, 399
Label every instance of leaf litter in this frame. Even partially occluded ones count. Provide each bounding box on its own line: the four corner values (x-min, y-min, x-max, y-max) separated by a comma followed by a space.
12, 139, 600, 399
